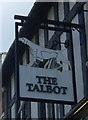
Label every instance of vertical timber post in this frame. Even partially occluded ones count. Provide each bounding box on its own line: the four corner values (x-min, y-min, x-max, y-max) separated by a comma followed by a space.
78, 7, 88, 97
15, 22, 20, 118
64, 2, 77, 109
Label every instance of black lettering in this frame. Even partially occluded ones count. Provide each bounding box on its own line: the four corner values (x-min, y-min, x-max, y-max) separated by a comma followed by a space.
61, 87, 67, 94
53, 86, 60, 94
36, 76, 58, 85
40, 85, 47, 92
52, 78, 58, 85
33, 84, 40, 92
26, 83, 34, 91
36, 76, 42, 84
43, 77, 51, 84
46, 85, 52, 93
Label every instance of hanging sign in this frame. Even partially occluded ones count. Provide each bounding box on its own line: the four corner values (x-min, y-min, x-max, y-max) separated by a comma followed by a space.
19, 66, 75, 104
18, 37, 76, 104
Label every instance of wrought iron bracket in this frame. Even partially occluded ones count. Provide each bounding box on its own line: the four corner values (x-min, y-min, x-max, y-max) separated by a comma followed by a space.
53, 39, 70, 48
14, 15, 28, 24
40, 20, 84, 32
83, 10, 88, 12
14, 15, 84, 33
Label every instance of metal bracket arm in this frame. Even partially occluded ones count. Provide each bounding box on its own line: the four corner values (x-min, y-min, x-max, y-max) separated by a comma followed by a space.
41, 20, 84, 29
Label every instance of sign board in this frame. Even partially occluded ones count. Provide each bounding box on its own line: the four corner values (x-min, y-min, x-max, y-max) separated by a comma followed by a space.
19, 65, 76, 104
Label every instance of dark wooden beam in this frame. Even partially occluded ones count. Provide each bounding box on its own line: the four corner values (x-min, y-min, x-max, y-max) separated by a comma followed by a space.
8, 94, 16, 107
78, 7, 88, 97
14, 15, 29, 21
40, 25, 70, 32
47, 2, 86, 48
42, 20, 84, 29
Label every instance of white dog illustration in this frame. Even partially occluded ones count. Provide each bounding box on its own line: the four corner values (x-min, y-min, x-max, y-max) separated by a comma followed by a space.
19, 37, 71, 69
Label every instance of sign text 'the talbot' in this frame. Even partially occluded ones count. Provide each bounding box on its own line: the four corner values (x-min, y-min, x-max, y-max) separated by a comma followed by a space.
26, 76, 67, 94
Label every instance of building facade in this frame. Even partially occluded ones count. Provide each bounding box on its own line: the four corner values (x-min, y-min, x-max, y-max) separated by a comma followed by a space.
2, 2, 88, 120
0, 52, 7, 119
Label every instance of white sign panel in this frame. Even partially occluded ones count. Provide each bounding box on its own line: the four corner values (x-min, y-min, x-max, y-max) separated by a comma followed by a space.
19, 65, 75, 104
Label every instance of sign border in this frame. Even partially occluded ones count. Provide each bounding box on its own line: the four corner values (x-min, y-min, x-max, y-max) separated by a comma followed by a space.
18, 66, 77, 105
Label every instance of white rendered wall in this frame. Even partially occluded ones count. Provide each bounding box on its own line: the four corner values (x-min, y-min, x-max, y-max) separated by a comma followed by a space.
11, 74, 15, 118
39, 29, 45, 47
11, 104, 15, 118
72, 15, 84, 102
58, 2, 64, 21
84, 3, 88, 58
47, 6, 55, 41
